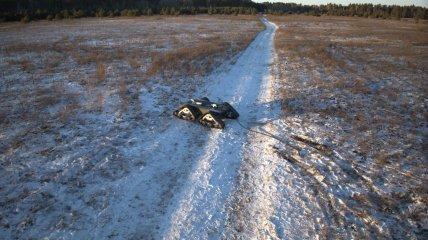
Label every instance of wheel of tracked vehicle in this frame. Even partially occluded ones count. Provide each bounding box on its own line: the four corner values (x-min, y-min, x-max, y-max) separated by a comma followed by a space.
199, 113, 225, 129
223, 102, 239, 119
173, 104, 201, 121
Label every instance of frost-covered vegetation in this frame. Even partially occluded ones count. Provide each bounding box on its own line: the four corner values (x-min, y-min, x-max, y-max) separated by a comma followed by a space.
1, 12, 426, 240
0, 15, 263, 239
270, 15, 427, 239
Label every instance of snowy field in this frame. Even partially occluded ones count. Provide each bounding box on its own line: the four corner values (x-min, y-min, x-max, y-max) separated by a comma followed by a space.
269, 15, 427, 239
0, 16, 263, 239
0, 14, 427, 240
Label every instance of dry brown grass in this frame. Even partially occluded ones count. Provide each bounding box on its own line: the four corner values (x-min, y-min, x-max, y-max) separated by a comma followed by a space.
271, 15, 427, 238
43, 55, 62, 73
127, 58, 140, 69
147, 43, 223, 79
20, 58, 34, 72
272, 15, 427, 137
0, 15, 262, 134
73, 52, 98, 65
58, 103, 80, 123
0, 16, 264, 239
35, 83, 64, 110
96, 62, 106, 83
7, 58, 35, 72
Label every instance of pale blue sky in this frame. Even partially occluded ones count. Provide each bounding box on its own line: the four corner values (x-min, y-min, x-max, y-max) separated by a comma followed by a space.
253, 0, 428, 7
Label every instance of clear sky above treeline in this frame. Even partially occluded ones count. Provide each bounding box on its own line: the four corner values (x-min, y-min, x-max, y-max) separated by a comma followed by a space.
253, 0, 428, 7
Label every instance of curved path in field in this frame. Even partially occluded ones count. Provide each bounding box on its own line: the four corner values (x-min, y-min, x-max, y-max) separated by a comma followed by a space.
149, 17, 405, 240
60, 18, 321, 240
160, 18, 285, 239
74, 18, 323, 240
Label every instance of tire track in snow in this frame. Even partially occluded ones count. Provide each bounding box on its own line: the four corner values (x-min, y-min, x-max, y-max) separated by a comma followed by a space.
226, 41, 283, 239
161, 19, 278, 239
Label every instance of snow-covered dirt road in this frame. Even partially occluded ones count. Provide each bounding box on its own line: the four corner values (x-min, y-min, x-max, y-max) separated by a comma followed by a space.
3, 15, 424, 240
161, 18, 281, 239
160, 18, 350, 239
1, 17, 334, 240
46, 18, 282, 240
0, 15, 361, 239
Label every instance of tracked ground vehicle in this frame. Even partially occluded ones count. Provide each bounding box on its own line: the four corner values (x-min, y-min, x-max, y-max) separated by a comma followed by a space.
173, 97, 239, 129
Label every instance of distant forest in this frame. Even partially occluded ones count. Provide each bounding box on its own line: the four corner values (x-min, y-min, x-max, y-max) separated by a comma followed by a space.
1, 0, 427, 22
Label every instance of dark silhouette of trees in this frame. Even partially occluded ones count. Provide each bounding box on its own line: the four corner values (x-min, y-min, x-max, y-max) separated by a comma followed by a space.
0, 1, 426, 22
262, 2, 427, 20
0, 0, 259, 21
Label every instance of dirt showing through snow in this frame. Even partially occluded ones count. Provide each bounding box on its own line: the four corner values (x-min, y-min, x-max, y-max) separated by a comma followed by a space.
161, 18, 279, 239
2, 15, 424, 239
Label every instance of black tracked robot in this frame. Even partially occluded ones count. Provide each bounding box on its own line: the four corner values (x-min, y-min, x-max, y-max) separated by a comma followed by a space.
173, 97, 239, 129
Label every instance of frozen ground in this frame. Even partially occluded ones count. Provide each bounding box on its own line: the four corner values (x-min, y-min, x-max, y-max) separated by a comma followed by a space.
269, 15, 427, 239
1, 15, 427, 240
0, 16, 263, 239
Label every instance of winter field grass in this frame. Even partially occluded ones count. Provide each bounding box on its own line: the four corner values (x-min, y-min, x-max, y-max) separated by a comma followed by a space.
0, 15, 263, 239
1, 14, 427, 240
270, 15, 427, 238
